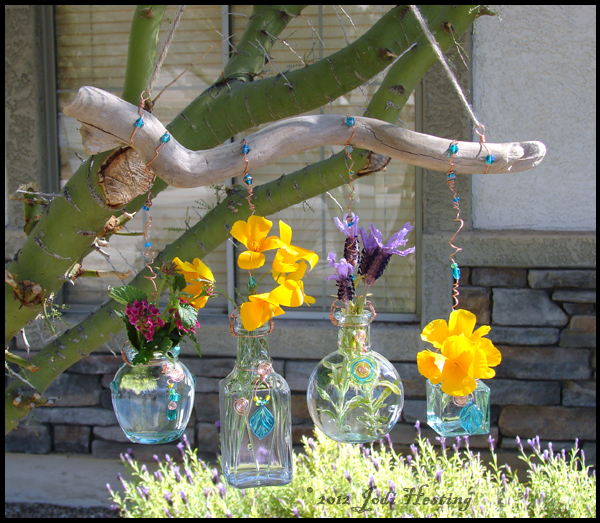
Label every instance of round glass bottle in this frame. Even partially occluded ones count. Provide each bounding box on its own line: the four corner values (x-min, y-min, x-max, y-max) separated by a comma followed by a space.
307, 307, 404, 443
110, 345, 195, 444
219, 318, 293, 488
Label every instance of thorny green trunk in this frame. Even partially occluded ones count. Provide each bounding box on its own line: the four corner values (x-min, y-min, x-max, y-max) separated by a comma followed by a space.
5, 5, 486, 433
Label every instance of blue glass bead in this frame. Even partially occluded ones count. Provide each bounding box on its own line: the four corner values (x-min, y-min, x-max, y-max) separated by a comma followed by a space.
242, 144, 250, 155
134, 117, 144, 128
447, 172, 456, 180
145, 241, 151, 248
453, 197, 460, 203
485, 154, 495, 165
170, 390, 181, 402
250, 404, 275, 439
345, 145, 353, 154
448, 143, 459, 155
142, 205, 150, 211
459, 402, 484, 435
160, 133, 171, 143
345, 116, 356, 127
166, 408, 178, 421
451, 263, 461, 280
243, 174, 253, 185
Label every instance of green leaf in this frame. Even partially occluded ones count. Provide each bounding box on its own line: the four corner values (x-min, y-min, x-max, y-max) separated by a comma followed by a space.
172, 273, 187, 294
177, 302, 199, 330
188, 335, 202, 358
315, 385, 333, 405
378, 379, 402, 396
108, 285, 147, 306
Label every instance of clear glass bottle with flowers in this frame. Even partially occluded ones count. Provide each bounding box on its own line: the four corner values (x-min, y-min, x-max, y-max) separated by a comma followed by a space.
417, 309, 502, 437
219, 215, 318, 488
109, 258, 214, 444
306, 213, 414, 443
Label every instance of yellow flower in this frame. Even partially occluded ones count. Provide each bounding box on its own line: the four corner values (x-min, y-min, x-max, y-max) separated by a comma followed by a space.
418, 309, 502, 396
230, 216, 282, 270
272, 260, 316, 307
172, 257, 215, 310
240, 292, 285, 331
272, 220, 319, 274
421, 309, 491, 349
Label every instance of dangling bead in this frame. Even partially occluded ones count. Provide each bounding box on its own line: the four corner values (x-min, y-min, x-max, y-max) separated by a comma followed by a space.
447, 171, 456, 180
451, 262, 461, 280
452, 196, 460, 203
485, 154, 495, 165
142, 205, 150, 211
135, 117, 144, 128
145, 241, 151, 248
242, 143, 250, 155
345, 116, 356, 127
448, 143, 459, 155
160, 132, 171, 143
243, 173, 253, 185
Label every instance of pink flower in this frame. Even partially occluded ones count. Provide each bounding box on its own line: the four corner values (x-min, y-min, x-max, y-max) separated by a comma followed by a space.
125, 300, 165, 341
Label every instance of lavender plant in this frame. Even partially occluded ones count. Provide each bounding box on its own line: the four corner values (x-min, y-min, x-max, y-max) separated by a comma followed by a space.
108, 426, 595, 518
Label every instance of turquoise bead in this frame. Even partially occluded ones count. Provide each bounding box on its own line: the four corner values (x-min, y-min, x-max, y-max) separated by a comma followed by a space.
166, 408, 178, 421
459, 402, 484, 434
242, 144, 250, 154
485, 154, 495, 165
135, 117, 144, 128
448, 143, 459, 155
160, 133, 171, 143
451, 263, 460, 280
345, 116, 355, 126
145, 241, 151, 248
250, 404, 275, 439
447, 172, 456, 180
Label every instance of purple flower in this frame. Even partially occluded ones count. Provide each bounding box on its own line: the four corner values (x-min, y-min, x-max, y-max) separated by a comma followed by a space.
125, 299, 165, 341
358, 223, 415, 285
326, 252, 355, 302
333, 212, 360, 237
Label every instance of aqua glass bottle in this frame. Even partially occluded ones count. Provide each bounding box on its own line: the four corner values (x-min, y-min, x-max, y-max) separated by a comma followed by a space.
426, 379, 490, 437
219, 318, 293, 488
110, 345, 195, 444
306, 307, 404, 443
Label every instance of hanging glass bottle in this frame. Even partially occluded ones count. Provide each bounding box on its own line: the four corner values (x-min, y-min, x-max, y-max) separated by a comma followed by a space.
426, 379, 490, 437
307, 303, 404, 443
219, 316, 292, 488
110, 345, 195, 444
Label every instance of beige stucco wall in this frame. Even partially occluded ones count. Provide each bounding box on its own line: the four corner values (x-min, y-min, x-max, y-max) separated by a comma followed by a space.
472, 5, 596, 231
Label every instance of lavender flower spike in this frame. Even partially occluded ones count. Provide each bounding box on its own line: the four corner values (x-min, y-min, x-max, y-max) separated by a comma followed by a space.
358, 222, 415, 285
333, 212, 360, 237
326, 253, 355, 303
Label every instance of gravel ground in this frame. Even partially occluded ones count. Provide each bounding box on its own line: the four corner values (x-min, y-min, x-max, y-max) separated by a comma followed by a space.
5, 502, 121, 518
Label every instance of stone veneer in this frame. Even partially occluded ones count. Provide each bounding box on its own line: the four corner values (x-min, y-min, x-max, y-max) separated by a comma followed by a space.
6, 268, 595, 472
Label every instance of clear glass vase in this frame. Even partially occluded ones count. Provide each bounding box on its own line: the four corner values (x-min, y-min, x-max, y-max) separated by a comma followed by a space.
219, 318, 293, 488
426, 379, 490, 437
306, 307, 404, 443
110, 345, 195, 444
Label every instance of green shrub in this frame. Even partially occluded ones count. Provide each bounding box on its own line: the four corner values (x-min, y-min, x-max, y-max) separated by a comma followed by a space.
109, 425, 596, 518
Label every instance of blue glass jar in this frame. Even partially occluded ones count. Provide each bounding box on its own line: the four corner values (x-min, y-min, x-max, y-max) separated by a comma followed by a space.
306, 308, 404, 443
219, 319, 292, 488
426, 379, 490, 437
111, 345, 195, 444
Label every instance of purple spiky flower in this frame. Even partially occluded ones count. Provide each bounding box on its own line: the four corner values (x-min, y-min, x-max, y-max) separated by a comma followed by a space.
326, 252, 355, 302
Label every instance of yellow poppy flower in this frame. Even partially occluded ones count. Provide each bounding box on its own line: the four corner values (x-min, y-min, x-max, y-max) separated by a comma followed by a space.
420, 309, 491, 348
439, 335, 478, 396
417, 350, 445, 384
272, 260, 316, 307
272, 220, 319, 274
240, 292, 285, 331
230, 216, 282, 270
418, 309, 502, 396
172, 257, 214, 310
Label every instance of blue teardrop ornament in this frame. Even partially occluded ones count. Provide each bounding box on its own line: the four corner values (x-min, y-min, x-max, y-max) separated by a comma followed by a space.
459, 402, 484, 434
250, 404, 275, 440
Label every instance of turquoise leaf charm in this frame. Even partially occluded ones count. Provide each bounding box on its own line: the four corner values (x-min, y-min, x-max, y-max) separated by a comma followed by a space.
459, 402, 484, 434
250, 403, 275, 440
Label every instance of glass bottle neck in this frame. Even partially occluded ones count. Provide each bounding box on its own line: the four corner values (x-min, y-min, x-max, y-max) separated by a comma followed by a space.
334, 311, 373, 353
233, 320, 271, 369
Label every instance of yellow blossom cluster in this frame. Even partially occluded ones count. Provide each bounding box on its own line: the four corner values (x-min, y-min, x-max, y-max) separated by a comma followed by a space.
417, 309, 501, 396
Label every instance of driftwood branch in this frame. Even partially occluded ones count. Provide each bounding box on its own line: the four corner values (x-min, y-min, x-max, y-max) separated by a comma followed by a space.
64, 86, 546, 189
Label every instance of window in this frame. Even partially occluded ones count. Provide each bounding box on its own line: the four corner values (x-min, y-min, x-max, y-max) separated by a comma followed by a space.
55, 5, 417, 320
